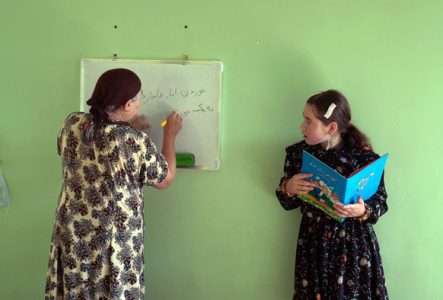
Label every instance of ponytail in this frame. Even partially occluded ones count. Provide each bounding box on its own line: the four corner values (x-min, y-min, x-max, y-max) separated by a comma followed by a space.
83, 99, 113, 143
88, 104, 111, 127
342, 123, 371, 149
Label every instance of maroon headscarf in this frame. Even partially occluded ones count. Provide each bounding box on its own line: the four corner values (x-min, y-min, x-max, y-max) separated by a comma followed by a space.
87, 68, 141, 125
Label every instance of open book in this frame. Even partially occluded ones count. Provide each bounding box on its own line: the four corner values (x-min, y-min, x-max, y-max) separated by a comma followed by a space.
297, 151, 389, 222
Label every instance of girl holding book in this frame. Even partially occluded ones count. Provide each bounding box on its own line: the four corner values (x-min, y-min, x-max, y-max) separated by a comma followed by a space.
276, 90, 389, 300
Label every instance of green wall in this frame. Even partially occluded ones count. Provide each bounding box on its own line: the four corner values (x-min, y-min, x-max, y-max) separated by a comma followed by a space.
1, 1, 442, 299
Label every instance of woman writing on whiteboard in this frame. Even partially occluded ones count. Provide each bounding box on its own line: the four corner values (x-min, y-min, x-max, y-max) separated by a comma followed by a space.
45, 68, 182, 299
276, 90, 389, 300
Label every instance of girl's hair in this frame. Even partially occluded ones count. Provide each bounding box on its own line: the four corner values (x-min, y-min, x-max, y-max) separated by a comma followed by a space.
306, 89, 371, 149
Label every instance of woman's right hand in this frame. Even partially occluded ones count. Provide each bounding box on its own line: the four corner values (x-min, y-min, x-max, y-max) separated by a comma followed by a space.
286, 173, 316, 195
163, 111, 183, 137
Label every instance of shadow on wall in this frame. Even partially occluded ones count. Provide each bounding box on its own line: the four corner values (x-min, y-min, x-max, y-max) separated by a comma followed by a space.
246, 45, 324, 199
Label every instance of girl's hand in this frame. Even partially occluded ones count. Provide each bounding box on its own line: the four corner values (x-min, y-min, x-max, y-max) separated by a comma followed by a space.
163, 111, 182, 137
333, 196, 365, 218
286, 173, 316, 195
130, 114, 150, 131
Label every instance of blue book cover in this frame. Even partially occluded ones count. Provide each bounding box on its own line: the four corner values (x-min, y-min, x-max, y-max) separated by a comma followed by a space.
297, 151, 389, 222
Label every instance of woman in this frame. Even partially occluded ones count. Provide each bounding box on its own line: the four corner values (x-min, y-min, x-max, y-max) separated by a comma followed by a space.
45, 68, 182, 299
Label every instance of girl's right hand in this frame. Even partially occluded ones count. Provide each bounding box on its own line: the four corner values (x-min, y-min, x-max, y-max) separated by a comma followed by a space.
286, 173, 316, 195
163, 112, 183, 137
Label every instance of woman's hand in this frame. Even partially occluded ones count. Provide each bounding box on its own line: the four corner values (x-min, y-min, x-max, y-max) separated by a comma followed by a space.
130, 114, 150, 131
333, 196, 365, 218
285, 173, 316, 195
163, 111, 183, 137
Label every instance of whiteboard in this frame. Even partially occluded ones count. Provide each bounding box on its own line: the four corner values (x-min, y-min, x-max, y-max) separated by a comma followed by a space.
80, 58, 223, 170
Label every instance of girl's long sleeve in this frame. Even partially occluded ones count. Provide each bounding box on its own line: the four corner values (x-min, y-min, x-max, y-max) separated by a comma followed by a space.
276, 143, 303, 210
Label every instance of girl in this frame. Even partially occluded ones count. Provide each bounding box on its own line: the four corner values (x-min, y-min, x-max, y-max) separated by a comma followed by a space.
45, 68, 182, 299
276, 90, 389, 300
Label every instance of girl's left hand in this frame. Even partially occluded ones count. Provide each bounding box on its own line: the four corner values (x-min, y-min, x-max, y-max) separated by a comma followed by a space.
333, 196, 365, 218
130, 114, 150, 131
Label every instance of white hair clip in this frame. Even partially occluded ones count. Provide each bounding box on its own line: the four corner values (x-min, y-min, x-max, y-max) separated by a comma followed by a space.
323, 103, 337, 119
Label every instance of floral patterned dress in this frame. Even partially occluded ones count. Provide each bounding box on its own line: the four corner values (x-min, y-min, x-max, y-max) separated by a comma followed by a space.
276, 141, 389, 300
45, 112, 168, 300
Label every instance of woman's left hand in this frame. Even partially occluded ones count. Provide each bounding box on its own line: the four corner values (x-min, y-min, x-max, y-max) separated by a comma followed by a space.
333, 196, 365, 218
130, 114, 150, 131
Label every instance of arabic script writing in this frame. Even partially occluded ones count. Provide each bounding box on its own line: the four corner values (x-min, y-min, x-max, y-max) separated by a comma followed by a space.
179, 103, 215, 118
145, 88, 207, 102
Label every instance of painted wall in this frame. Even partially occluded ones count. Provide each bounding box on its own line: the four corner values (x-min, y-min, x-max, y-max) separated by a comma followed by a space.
1, 1, 442, 299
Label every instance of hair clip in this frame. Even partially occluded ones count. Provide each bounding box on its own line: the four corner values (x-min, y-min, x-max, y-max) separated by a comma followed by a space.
323, 103, 337, 119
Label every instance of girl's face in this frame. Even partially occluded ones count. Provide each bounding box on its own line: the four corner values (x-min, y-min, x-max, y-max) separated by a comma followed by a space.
300, 104, 331, 146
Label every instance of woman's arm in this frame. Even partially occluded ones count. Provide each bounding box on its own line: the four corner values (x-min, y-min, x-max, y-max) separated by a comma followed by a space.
153, 112, 182, 189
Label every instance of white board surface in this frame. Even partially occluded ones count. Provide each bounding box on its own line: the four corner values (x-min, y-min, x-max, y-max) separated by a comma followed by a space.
81, 58, 223, 170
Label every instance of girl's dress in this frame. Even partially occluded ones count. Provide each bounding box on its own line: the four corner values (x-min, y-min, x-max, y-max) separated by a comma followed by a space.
45, 112, 168, 300
276, 141, 389, 300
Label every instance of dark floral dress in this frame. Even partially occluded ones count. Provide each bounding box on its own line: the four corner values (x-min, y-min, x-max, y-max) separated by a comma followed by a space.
276, 141, 389, 300
45, 112, 168, 300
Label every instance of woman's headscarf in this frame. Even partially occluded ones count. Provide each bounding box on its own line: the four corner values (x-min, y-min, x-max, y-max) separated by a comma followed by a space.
87, 68, 141, 125
82, 68, 141, 143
